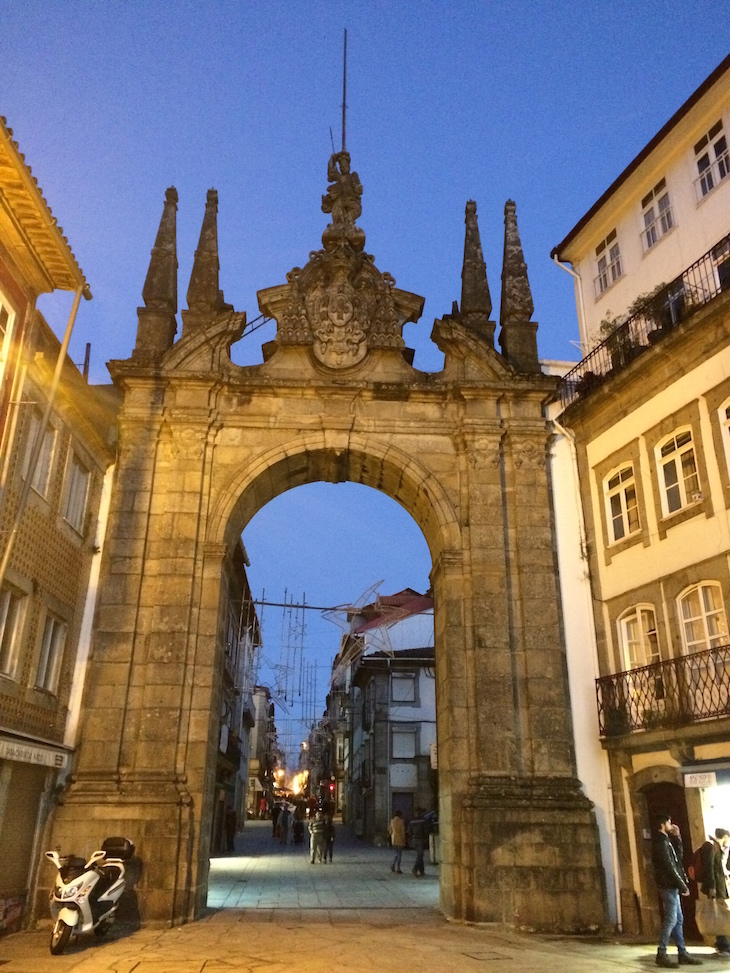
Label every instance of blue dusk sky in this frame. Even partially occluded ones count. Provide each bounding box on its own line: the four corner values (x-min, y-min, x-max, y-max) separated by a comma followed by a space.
3, 2, 728, 762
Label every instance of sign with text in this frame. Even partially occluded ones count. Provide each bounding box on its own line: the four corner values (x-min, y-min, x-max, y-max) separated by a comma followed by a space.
0, 738, 67, 768
684, 771, 717, 788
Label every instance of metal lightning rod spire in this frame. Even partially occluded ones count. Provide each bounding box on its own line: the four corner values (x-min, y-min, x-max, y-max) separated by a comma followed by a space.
341, 28, 347, 152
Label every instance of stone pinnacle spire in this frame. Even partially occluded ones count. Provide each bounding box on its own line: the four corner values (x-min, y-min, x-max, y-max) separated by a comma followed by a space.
187, 189, 224, 311
461, 200, 491, 317
498, 200, 540, 373
132, 187, 179, 360
142, 187, 178, 312
460, 200, 495, 345
183, 189, 232, 336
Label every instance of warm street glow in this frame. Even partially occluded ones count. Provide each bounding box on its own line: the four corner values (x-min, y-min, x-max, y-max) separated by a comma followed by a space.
290, 771, 308, 795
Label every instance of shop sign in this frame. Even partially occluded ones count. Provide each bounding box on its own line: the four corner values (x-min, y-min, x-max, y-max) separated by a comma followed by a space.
430, 742, 437, 769
0, 738, 67, 768
684, 771, 717, 788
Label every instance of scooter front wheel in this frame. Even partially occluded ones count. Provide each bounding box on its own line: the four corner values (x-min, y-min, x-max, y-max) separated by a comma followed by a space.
50, 918, 72, 955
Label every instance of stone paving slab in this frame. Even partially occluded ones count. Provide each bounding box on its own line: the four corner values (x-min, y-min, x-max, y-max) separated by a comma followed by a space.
0, 914, 717, 973
1, 819, 722, 972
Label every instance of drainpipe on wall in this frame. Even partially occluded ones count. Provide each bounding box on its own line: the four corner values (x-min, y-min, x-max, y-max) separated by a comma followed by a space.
0, 283, 88, 591
553, 254, 588, 353
551, 415, 623, 932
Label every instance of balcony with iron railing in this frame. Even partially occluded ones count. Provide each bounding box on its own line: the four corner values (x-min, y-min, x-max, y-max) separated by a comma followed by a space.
596, 644, 730, 738
557, 233, 730, 409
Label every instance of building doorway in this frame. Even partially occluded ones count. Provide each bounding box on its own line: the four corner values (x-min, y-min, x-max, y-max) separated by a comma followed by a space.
643, 781, 700, 940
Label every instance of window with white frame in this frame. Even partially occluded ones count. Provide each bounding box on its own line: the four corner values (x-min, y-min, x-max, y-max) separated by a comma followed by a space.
641, 178, 674, 251
695, 120, 729, 200
0, 585, 24, 677
657, 428, 701, 515
391, 724, 417, 759
679, 582, 729, 653
63, 453, 90, 533
22, 410, 56, 498
605, 465, 640, 542
618, 606, 661, 669
35, 613, 66, 693
594, 229, 623, 297
391, 671, 416, 703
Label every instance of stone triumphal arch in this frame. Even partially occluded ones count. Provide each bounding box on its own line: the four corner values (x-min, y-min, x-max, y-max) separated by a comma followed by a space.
47, 153, 606, 930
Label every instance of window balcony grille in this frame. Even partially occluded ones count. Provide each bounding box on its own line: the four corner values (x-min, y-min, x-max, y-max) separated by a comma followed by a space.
557, 232, 730, 409
596, 643, 730, 737
695, 149, 730, 201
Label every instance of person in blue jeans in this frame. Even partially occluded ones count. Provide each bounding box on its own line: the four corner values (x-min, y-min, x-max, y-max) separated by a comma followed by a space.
652, 812, 703, 968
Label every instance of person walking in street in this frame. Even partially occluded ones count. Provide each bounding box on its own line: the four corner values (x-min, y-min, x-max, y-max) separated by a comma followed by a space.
224, 805, 237, 854
324, 816, 335, 863
309, 810, 327, 863
279, 804, 291, 845
652, 812, 702, 968
271, 802, 281, 839
408, 807, 429, 878
699, 827, 730, 956
389, 809, 406, 873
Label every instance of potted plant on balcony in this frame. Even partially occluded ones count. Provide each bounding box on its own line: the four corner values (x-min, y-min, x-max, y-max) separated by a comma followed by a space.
604, 699, 631, 736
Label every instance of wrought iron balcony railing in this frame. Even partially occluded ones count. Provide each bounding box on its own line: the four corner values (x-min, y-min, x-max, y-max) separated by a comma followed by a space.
558, 233, 730, 409
596, 644, 730, 737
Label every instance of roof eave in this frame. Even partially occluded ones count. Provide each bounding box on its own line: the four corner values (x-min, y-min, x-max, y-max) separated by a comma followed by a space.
551, 53, 730, 262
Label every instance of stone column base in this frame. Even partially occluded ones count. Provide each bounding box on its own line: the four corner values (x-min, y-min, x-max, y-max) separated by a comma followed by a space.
461, 775, 608, 931
37, 772, 204, 926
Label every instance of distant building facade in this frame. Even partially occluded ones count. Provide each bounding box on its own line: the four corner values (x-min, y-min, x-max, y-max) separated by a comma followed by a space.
319, 589, 436, 843
551, 54, 730, 935
211, 540, 260, 850
247, 685, 278, 816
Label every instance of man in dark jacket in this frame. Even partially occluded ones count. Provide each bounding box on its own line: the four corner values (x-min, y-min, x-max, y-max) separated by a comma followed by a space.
408, 808, 429, 877
699, 828, 730, 956
652, 813, 702, 968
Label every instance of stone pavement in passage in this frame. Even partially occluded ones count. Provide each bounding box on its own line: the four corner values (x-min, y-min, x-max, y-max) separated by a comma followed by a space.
0, 819, 721, 972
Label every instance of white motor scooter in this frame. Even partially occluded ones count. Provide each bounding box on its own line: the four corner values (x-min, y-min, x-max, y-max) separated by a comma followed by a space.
45, 836, 135, 955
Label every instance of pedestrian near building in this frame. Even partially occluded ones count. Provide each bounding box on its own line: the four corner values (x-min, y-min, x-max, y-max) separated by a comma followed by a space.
271, 802, 281, 838
309, 810, 327, 863
224, 806, 237, 854
325, 816, 335, 863
389, 810, 406, 873
699, 828, 730, 956
651, 813, 702, 968
279, 804, 291, 845
408, 807, 429, 878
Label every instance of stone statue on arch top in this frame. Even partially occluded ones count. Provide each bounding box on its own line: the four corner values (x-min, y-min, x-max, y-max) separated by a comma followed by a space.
321, 150, 362, 227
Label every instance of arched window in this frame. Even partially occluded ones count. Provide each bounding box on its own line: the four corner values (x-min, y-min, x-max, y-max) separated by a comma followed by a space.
678, 582, 729, 653
605, 464, 640, 543
618, 605, 661, 670
656, 428, 701, 516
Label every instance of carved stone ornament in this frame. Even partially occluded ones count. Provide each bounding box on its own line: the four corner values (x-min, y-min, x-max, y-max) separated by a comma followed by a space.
511, 438, 547, 470
258, 151, 419, 370
312, 281, 367, 368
